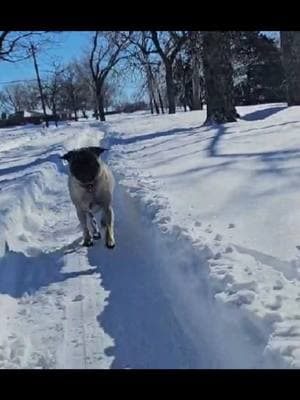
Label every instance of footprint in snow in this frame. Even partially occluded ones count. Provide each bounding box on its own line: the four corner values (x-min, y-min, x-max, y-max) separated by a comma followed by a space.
72, 294, 84, 302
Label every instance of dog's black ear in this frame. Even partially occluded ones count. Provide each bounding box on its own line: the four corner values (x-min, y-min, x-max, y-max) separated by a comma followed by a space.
88, 146, 107, 157
60, 151, 75, 162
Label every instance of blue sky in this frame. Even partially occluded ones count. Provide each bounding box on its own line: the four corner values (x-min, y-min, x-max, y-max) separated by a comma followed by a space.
0, 31, 138, 101
0, 32, 90, 84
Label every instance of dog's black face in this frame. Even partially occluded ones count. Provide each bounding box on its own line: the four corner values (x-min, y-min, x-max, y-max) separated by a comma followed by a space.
70, 150, 99, 183
61, 147, 107, 184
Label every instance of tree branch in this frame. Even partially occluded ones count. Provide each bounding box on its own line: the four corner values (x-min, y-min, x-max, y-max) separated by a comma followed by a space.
150, 31, 168, 63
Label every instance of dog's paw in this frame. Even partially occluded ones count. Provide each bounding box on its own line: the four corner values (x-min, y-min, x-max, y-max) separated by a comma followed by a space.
106, 239, 115, 249
105, 229, 115, 249
93, 231, 101, 240
83, 238, 93, 247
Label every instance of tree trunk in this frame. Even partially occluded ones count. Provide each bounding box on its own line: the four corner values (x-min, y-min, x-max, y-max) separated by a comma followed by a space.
187, 93, 193, 111
202, 31, 238, 124
191, 61, 202, 110
95, 80, 106, 122
147, 86, 154, 113
52, 102, 58, 127
147, 65, 159, 114
98, 93, 105, 122
165, 62, 176, 114
153, 96, 160, 114
31, 44, 48, 127
190, 31, 203, 110
280, 31, 300, 106
149, 98, 154, 114
184, 84, 190, 111
157, 87, 165, 114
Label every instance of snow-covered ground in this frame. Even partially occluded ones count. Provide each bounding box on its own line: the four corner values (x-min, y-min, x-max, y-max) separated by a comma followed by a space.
1, 103, 300, 368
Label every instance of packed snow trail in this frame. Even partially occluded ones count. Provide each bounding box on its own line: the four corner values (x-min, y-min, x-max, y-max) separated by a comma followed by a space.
94, 181, 272, 368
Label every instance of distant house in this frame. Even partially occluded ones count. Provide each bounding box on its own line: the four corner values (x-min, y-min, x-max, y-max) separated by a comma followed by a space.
8, 109, 51, 119
0, 108, 89, 129
0, 109, 68, 128
8, 111, 25, 120
6, 110, 47, 126
24, 110, 47, 118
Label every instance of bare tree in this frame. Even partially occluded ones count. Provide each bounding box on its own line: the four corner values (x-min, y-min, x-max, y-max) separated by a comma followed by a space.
21, 82, 40, 111
61, 65, 80, 121
76, 67, 94, 118
58, 62, 92, 121
0, 84, 27, 113
188, 31, 203, 110
153, 62, 167, 113
150, 31, 188, 114
202, 31, 238, 124
44, 62, 65, 126
280, 31, 300, 105
89, 31, 129, 121
0, 91, 7, 113
0, 31, 34, 62
173, 56, 190, 111
127, 31, 162, 114
74, 57, 97, 117
0, 81, 41, 114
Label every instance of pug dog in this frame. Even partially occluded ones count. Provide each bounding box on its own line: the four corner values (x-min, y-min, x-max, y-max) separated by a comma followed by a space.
61, 146, 115, 248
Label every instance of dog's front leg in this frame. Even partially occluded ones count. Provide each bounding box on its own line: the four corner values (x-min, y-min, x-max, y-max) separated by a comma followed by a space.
88, 211, 101, 240
104, 206, 115, 249
76, 207, 93, 247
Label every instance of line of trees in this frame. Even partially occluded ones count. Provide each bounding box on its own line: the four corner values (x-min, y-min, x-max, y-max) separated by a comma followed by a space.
1, 31, 299, 126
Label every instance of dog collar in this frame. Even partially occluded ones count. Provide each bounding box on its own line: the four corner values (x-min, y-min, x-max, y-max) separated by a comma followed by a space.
79, 182, 95, 192
86, 183, 94, 192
